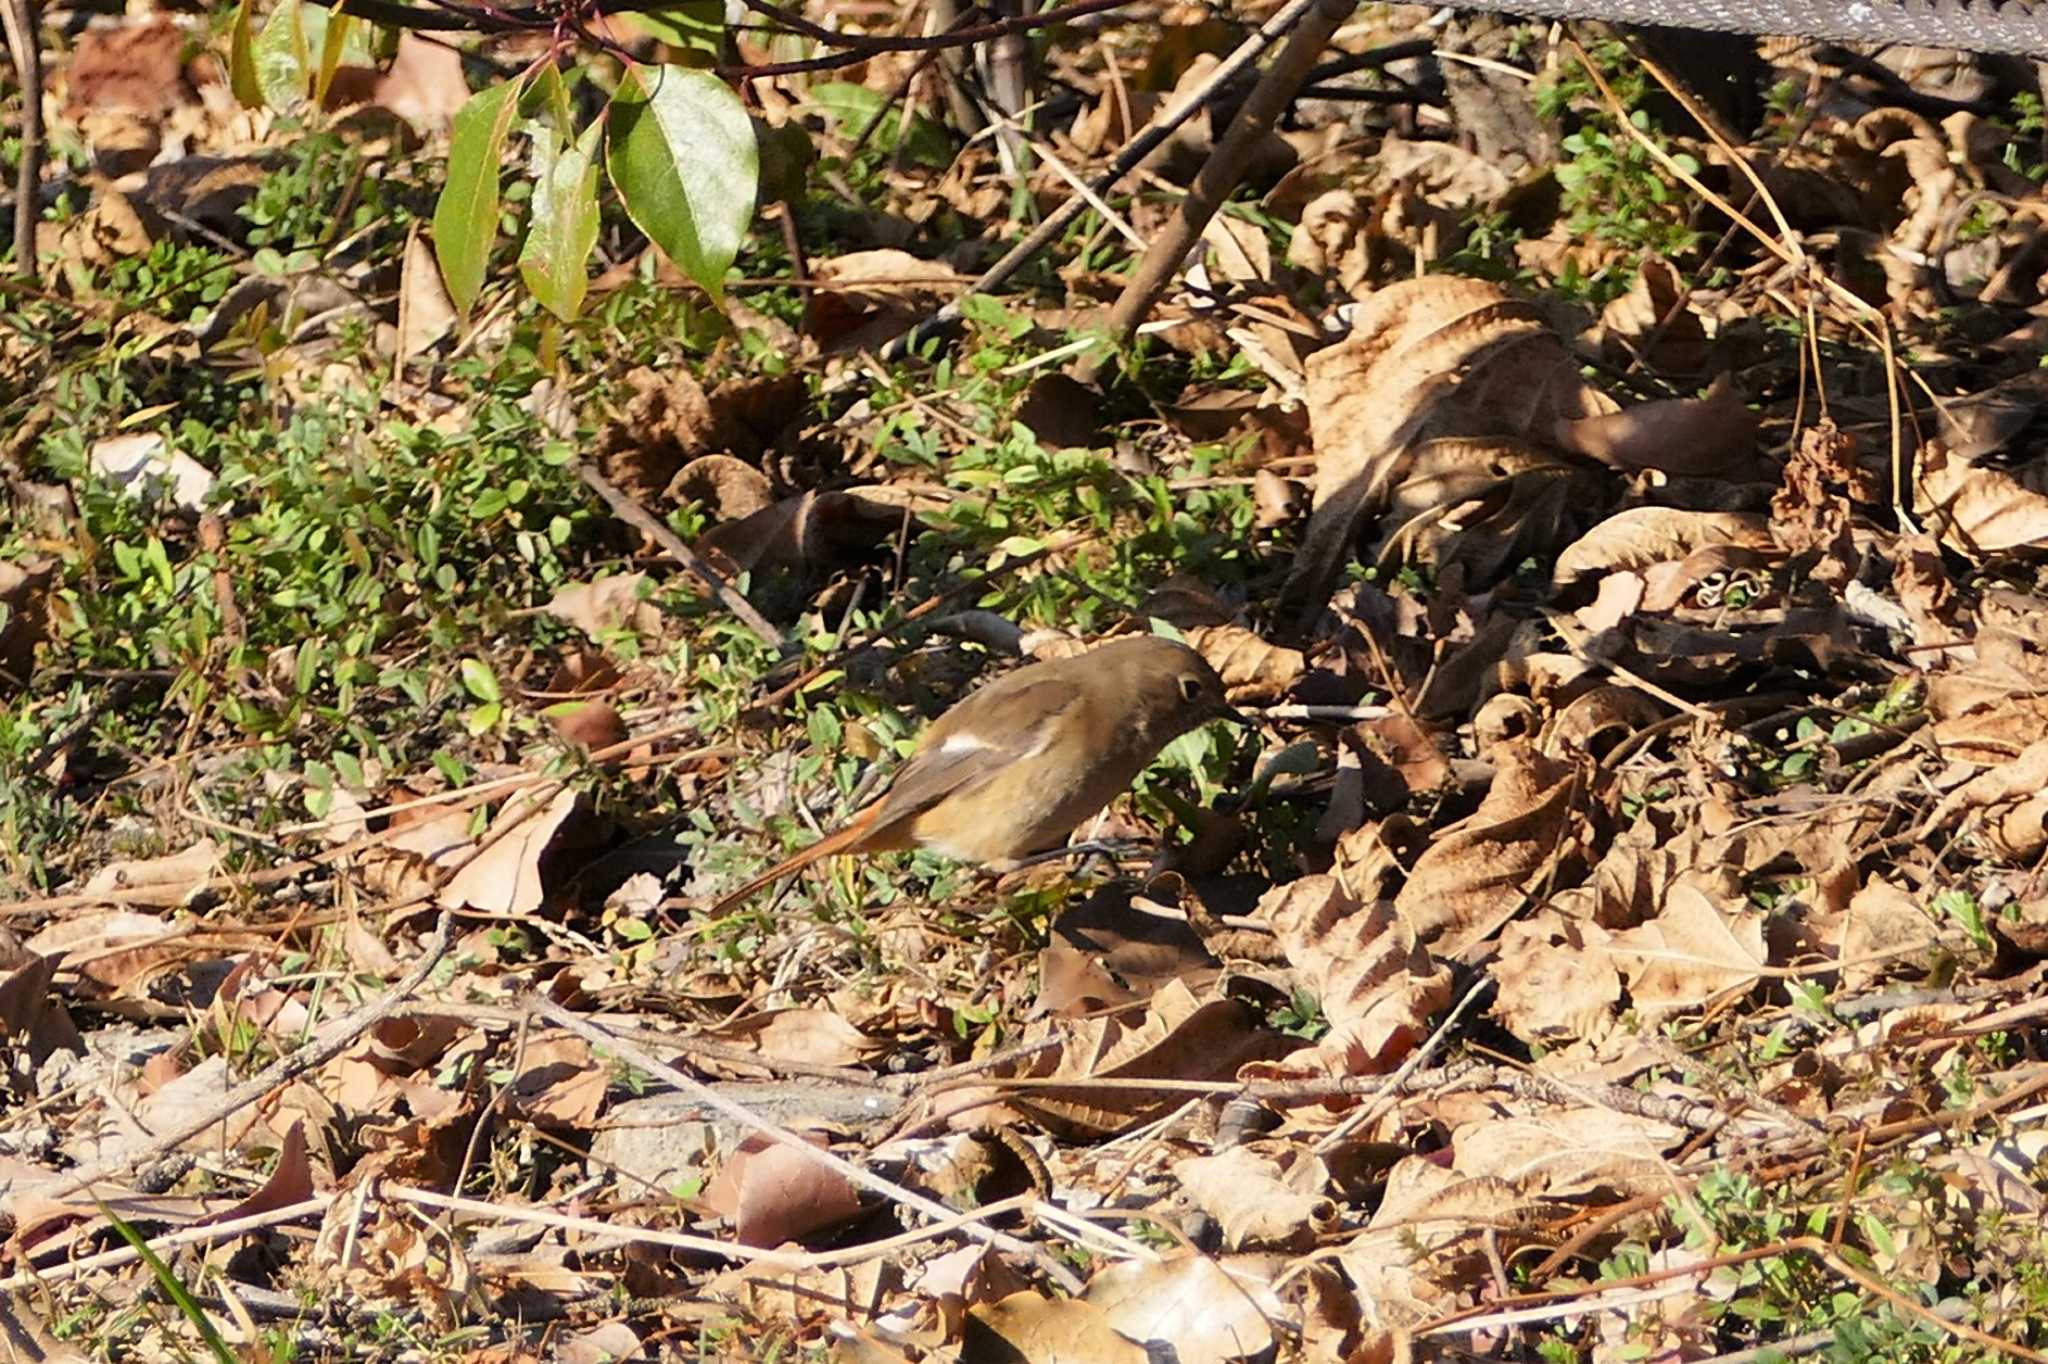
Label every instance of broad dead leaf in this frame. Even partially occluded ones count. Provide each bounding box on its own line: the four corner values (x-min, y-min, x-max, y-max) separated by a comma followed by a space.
1241, 877, 1452, 1082
1392, 741, 1583, 954
1490, 911, 1622, 1042
1281, 275, 1617, 625
437, 786, 585, 916
1602, 884, 1770, 1017
702, 1131, 863, 1248
1172, 1147, 1336, 1249
1556, 372, 1761, 479
1552, 508, 1772, 588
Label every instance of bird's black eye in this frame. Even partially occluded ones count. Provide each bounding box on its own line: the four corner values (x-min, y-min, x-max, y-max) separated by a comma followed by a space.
1180, 675, 1204, 702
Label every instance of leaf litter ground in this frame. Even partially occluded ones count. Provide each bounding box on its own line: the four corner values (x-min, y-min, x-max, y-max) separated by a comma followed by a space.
8, 9, 2048, 1363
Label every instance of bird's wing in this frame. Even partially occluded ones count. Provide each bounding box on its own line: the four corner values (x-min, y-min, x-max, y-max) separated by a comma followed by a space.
863, 677, 1078, 835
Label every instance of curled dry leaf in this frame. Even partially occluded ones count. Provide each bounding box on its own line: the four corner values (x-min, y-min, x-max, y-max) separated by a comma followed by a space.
1925, 737, 2048, 861
1281, 275, 1617, 627
667, 453, 775, 521
1376, 436, 1611, 584
1240, 877, 1452, 1082
1392, 740, 1583, 954
697, 487, 936, 580
1286, 189, 1372, 296
1555, 372, 1761, 480
1590, 257, 1709, 373
1172, 1148, 1337, 1249
1551, 508, 1772, 588
1186, 624, 1305, 704
1601, 883, 1769, 1018
80, 839, 222, 903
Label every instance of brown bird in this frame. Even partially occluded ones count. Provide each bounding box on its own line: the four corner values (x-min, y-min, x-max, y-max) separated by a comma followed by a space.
709, 636, 1240, 912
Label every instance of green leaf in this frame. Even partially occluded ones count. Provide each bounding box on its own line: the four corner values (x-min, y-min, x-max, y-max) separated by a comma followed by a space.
460, 657, 501, 703
619, 1, 723, 56
314, 8, 356, 106
806, 82, 950, 164
252, 0, 313, 110
606, 63, 756, 307
519, 118, 602, 322
434, 74, 529, 314
228, 0, 263, 107
98, 1201, 239, 1364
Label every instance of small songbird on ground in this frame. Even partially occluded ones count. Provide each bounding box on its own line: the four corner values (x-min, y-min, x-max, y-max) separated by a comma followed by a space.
709, 635, 1241, 912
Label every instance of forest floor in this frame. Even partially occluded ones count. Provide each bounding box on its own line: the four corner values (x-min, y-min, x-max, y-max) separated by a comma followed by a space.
8, 5, 2048, 1361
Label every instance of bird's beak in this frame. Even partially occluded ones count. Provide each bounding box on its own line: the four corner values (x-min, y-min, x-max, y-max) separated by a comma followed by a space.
1210, 700, 1249, 726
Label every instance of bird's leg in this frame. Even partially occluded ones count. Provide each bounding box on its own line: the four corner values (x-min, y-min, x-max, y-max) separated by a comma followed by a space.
989, 840, 1154, 877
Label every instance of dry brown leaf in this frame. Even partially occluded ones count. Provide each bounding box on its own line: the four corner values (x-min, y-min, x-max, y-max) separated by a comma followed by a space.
1240, 878, 1452, 1082
395, 229, 456, 367
1602, 884, 1769, 1018
80, 839, 222, 903
667, 454, 775, 521
544, 572, 660, 641
1281, 275, 1617, 625
702, 1131, 863, 1248
1590, 257, 1709, 373
804, 249, 963, 351
1926, 737, 2048, 861
0, 952, 83, 1065
1840, 876, 1943, 992
88, 432, 214, 512
1555, 372, 1761, 479
1186, 624, 1304, 704
1084, 1254, 1281, 1364
1393, 741, 1582, 954
1490, 911, 1621, 1042
1172, 1148, 1336, 1250
1286, 189, 1372, 296
1007, 979, 1284, 1135
965, 1290, 1149, 1364
1916, 446, 2048, 556
437, 787, 584, 916
1451, 1106, 1682, 1198
703, 1008, 881, 1068
1551, 508, 1772, 588
697, 488, 926, 580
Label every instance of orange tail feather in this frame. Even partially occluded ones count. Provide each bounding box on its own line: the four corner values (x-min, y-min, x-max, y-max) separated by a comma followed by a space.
707, 804, 884, 914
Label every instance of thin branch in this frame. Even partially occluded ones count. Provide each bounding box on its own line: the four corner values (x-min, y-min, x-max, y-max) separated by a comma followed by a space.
1, 0, 42, 278
572, 460, 785, 650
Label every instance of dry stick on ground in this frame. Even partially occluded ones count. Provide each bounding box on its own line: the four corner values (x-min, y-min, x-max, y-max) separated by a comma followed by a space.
573, 461, 784, 649
535, 1000, 1088, 1295
1073, 0, 1359, 383
1, 0, 40, 278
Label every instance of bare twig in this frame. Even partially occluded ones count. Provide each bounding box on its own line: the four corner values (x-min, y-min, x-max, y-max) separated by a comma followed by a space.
573, 461, 784, 649
1, 0, 41, 278
0, 1197, 333, 1292
536, 999, 1088, 1294
878, 0, 1416, 361
1077, 0, 1359, 374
